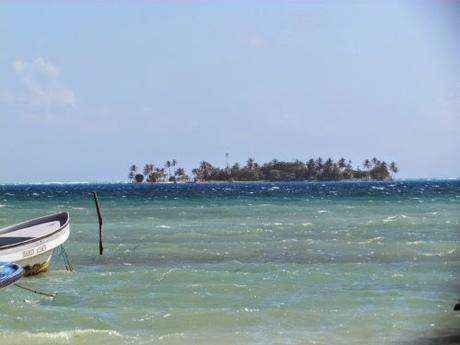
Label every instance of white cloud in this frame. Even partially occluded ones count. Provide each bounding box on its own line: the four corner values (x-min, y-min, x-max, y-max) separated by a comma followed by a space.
5, 57, 76, 110
14, 57, 59, 79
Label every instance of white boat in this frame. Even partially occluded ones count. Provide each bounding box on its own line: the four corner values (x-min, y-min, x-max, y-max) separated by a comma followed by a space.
0, 212, 70, 276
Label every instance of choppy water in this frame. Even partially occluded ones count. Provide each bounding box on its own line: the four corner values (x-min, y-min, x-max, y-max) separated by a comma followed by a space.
0, 180, 459, 345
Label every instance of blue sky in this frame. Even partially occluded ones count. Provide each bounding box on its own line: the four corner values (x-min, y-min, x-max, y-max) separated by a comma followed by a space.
1, 1, 459, 182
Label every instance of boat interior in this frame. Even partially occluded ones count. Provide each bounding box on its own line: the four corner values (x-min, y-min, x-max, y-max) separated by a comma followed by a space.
0, 212, 69, 249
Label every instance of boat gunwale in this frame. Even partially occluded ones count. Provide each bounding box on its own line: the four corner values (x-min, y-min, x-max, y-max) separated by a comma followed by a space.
0, 212, 70, 250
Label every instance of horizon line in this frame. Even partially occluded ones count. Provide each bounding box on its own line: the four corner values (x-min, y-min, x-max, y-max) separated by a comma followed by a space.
1, 177, 459, 186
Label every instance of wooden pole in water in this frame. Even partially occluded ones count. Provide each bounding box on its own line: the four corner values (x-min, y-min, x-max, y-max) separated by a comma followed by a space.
92, 191, 104, 255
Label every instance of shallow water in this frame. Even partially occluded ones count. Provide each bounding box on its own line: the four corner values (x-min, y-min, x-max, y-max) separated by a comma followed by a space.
0, 180, 459, 344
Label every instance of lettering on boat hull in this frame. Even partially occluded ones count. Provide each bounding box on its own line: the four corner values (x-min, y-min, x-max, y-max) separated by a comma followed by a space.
21, 244, 47, 259
22, 249, 34, 258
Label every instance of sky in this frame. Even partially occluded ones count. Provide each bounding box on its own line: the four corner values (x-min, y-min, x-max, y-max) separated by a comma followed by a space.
1, 1, 459, 183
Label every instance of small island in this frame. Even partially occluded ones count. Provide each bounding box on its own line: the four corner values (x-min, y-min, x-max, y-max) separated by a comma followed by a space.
128, 157, 398, 183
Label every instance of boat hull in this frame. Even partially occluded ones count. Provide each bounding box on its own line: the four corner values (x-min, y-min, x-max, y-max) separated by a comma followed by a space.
16, 251, 52, 276
0, 213, 70, 276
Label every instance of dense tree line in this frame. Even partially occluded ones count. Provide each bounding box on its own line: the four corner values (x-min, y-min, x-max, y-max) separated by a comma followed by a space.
191, 157, 397, 182
128, 157, 398, 183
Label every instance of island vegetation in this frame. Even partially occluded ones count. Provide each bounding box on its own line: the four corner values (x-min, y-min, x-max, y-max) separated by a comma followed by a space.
128, 160, 190, 183
128, 157, 398, 183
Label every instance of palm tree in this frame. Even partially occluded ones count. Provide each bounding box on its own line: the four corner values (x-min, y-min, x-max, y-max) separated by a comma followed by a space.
172, 159, 177, 176
315, 157, 323, 170
175, 167, 184, 176
363, 159, 371, 170
165, 161, 172, 179
146, 172, 157, 183
343, 161, 354, 179
389, 162, 399, 174
191, 168, 200, 181
225, 152, 230, 174
128, 164, 137, 182
306, 158, 316, 180
338, 158, 347, 178
175, 167, 187, 182
322, 158, 334, 180
143, 164, 154, 177
157, 167, 166, 182
246, 158, 255, 170
192, 161, 215, 181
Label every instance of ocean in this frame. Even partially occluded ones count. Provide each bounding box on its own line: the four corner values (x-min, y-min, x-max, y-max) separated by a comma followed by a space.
0, 180, 459, 345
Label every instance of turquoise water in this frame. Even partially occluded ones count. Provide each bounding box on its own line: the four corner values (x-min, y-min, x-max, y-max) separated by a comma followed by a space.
0, 180, 459, 345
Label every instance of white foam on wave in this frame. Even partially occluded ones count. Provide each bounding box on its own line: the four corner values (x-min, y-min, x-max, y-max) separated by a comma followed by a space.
392, 273, 404, 278
243, 307, 259, 312
0, 329, 123, 344
421, 252, 443, 257
419, 249, 456, 257
157, 332, 185, 341
383, 216, 397, 223
405, 241, 426, 246
383, 214, 408, 223
371, 186, 385, 190
156, 224, 172, 229
357, 236, 385, 244
233, 284, 247, 288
